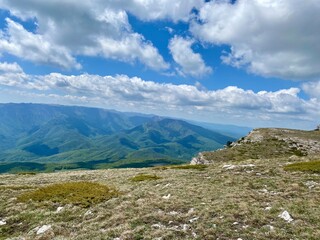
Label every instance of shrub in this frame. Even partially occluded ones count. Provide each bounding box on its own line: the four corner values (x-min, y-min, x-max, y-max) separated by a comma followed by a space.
226, 141, 233, 147
17, 181, 119, 207
130, 174, 162, 182
170, 164, 208, 170
16, 172, 37, 175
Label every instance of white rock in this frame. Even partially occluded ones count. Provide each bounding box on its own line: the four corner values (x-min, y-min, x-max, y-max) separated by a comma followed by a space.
56, 206, 64, 213
151, 223, 164, 229
260, 188, 269, 193
223, 164, 236, 170
188, 208, 195, 214
189, 217, 199, 223
84, 210, 93, 216
0, 220, 6, 226
233, 222, 239, 225
36, 224, 52, 235
168, 211, 178, 215
278, 210, 294, 222
265, 206, 272, 211
182, 224, 189, 231
162, 194, 171, 199
240, 164, 255, 168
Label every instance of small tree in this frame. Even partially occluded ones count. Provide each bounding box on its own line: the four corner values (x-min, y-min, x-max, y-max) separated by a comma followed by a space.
226, 141, 233, 147
316, 124, 320, 131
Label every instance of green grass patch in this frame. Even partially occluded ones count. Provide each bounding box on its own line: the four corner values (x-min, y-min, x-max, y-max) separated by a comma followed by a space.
284, 160, 320, 173
16, 172, 37, 175
170, 164, 208, 170
17, 181, 119, 207
130, 174, 162, 182
154, 164, 208, 171
0, 185, 34, 191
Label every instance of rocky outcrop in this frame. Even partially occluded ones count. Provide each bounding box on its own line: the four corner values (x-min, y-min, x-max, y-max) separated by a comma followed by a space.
190, 152, 210, 165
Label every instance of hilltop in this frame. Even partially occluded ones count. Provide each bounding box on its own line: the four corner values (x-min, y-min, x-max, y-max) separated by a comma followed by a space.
0, 127, 319, 239
192, 128, 320, 164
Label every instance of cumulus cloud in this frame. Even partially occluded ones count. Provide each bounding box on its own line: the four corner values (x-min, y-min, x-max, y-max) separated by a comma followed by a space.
0, 65, 318, 129
302, 81, 320, 100
123, 0, 204, 22
191, 0, 320, 80
169, 36, 212, 77
0, 1, 169, 70
0, 61, 23, 73
0, 19, 80, 69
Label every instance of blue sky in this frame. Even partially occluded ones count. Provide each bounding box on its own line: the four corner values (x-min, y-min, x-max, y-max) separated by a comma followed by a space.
0, 0, 319, 129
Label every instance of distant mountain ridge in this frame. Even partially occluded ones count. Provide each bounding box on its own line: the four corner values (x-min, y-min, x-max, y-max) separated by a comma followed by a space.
0, 103, 236, 173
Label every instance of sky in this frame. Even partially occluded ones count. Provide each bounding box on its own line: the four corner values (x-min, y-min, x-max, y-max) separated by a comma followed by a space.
0, 0, 319, 129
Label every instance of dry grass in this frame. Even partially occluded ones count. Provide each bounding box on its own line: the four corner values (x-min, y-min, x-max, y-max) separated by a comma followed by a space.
1, 156, 320, 239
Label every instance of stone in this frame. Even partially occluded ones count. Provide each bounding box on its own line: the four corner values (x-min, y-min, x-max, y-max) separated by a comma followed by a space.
278, 210, 293, 222
223, 164, 236, 170
36, 224, 52, 235
189, 217, 199, 223
56, 206, 64, 213
162, 194, 171, 199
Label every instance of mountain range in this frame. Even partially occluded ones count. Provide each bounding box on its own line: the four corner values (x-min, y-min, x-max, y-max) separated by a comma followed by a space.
0, 103, 239, 173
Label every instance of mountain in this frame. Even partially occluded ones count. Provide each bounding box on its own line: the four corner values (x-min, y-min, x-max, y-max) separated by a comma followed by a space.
95, 118, 234, 165
0, 103, 235, 172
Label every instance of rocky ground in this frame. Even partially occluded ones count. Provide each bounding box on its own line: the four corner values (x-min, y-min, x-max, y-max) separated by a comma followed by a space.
0, 128, 319, 239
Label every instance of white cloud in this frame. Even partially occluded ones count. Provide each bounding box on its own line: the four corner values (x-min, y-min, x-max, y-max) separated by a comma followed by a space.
0, 66, 318, 128
191, 0, 320, 80
0, 19, 80, 69
0, 61, 23, 73
169, 36, 212, 77
0, 1, 169, 71
302, 81, 320, 100
123, 0, 204, 22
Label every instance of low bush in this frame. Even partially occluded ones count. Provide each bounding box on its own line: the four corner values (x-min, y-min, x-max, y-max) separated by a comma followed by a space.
153, 164, 208, 171
169, 164, 208, 170
16, 172, 37, 175
130, 174, 162, 182
17, 181, 119, 207
284, 160, 320, 173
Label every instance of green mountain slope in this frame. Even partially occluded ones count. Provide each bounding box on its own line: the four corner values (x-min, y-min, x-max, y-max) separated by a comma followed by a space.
0, 103, 235, 172
96, 118, 234, 162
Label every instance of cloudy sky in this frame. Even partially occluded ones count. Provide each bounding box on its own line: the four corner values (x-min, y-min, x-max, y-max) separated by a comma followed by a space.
0, 0, 319, 129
